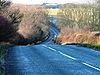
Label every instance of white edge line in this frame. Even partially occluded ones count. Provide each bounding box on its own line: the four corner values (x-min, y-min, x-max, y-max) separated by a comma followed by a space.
58, 51, 77, 60
83, 62, 100, 71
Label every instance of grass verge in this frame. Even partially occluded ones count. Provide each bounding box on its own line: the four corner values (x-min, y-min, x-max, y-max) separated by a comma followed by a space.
77, 43, 100, 50
65, 43, 100, 51
0, 43, 11, 75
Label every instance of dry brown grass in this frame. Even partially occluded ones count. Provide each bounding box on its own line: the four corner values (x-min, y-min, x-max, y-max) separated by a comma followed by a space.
53, 28, 100, 45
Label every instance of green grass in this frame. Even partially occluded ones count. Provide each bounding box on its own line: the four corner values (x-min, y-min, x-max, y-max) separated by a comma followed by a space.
0, 66, 4, 75
0, 44, 7, 75
0, 43, 11, 75
66, 43, 100, 50
78, 43, 100, 50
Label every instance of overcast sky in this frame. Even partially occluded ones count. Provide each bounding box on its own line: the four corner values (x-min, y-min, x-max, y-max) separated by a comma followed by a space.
11, 0, 95, 4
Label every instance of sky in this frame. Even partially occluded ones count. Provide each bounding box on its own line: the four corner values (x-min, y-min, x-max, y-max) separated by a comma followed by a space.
11, 0, 95, 4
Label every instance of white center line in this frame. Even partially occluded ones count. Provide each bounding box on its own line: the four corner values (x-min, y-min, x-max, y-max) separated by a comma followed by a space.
43, 45, 77, 60
48, 47, 57, 51
50, 29, 57, 36
42, 45, 56, 51
83, 62, 100, 72
58, 51, 77, 60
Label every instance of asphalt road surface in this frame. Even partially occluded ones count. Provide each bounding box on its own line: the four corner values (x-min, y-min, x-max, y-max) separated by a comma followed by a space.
5, 26, 100, 75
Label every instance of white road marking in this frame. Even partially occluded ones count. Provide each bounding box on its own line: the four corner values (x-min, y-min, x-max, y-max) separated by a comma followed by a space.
43, 45, 77, 60
50, 29, 57, 36
83, 62, 100, 72
58, 51, 77, 60
42, 45, 100, 72
48, 47, 57, 51
42, 45, 47, 47
42, 45, 56, 51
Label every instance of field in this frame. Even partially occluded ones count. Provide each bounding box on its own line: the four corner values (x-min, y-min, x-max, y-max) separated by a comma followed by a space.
57, 4, 100, 31
47, 9, 59, 16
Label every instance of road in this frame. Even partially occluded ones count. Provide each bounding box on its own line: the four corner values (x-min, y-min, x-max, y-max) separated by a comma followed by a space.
5, 25, 100, 75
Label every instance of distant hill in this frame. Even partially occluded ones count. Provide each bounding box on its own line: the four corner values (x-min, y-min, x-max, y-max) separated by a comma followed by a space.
41, 3, 60, 9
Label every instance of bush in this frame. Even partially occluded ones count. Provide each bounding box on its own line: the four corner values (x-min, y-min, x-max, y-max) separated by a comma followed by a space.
0, 4, 49, 45
14, 5, 49, 45
0, 7, 23, 43
8, 9, 23, 31
0, 15, 14, 42
0, 0, 12, 42
0, 0, 11, 11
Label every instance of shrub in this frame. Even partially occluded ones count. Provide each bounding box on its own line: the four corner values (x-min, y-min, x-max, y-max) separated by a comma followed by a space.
8, 9, 23, 31
14, 5, 49, 45
0, 10, 23, 43
0, 15, 14, 42
0, 0, 11, 11
0, 4, 49, 45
